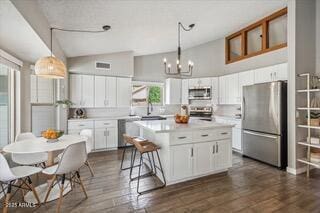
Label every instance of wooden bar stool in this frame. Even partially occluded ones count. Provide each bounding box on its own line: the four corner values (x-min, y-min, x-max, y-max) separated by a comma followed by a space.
132, 140, 166, 194
120, 134, 148, 171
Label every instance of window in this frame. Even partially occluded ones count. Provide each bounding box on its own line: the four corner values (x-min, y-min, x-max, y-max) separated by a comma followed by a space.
0, 63, 20, 148
132, 82, 164, 106
226, 7, 287, 64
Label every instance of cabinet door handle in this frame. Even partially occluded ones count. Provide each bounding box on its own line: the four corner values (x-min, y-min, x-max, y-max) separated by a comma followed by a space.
178, 136, 186, 139
201, 134, 209, 137
191, 148, 193, 157
79, 124, 85, 127
104, 131, 106, 136
216, 144, 219, 153
212, 145, 215, 154
221, 132, 228, 135
104, 123, 110, 125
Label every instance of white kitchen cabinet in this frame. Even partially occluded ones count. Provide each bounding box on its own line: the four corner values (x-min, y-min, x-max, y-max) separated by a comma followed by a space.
274, 63, 288, 81
117, 77, 132, 107
238, 71, 254, 104
170, 144, 193, 181
70, 74, 82, 107
181, 79, 189, 105
30, 75, 54, 104
254, 63, 287, 84
165, 78, 181, 105
94, 128, 107, 150
211, 77, 219, 105
94, 76, 117, 107
218, 76, 226, 104
188, 78, 211, 88
69, 74, 94, 108
193, 142, 214, 176
82, 75, 94, 107
106, 77, 117, 107
214, 140, 232, 171
106, 127, 117, 148
219, 73, 239, 105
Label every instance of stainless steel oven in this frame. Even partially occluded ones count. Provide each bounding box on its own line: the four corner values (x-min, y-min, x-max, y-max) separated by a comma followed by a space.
189, 106, 213, 121
188, 87, 211, 100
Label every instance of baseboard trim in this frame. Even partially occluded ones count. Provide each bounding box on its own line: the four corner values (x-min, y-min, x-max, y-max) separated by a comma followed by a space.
286, 166, 307, 175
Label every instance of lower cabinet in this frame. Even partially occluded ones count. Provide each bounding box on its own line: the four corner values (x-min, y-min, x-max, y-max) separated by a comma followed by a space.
170, 139, 231, 181
94, 127, 117, 150
170, 144, 193, 181
232, 128, 242, 151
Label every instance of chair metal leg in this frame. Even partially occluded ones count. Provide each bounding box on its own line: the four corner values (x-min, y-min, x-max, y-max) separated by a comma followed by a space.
129, 148, 137, 180
57, 174, 65, 213
137, 150, 166, 195
147, 153, 154, 173
85, 160, 94, 177
3, 182, 11, 213
120, 144, 127, 170
136, 154, 143, 194
76, 171, 88, 198
151, 152, 157, 175
26, 176, 41, 205
44, 175, 56, 203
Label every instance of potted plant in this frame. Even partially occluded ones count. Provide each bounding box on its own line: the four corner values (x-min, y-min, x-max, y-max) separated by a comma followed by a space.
55, 99, 73, 109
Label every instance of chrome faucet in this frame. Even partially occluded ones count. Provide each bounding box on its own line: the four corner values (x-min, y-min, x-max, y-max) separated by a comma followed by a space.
147, 101, 153, 115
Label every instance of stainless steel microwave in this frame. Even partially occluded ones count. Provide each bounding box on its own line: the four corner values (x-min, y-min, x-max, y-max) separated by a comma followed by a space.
188, 87, 211, 100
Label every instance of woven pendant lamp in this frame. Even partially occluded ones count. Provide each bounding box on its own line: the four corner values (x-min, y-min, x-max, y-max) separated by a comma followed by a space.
35, 56, 66, 79
35, 28, 66, 79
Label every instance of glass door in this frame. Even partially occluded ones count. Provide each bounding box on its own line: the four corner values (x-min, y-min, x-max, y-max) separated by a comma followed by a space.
0, 64, 10, 148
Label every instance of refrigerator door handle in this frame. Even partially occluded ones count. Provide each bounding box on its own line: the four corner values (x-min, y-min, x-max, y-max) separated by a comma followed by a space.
243, 97, 245, 120
243, 130, 278, 139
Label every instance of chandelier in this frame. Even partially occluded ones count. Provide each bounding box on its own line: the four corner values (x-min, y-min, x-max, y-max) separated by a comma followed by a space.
163, 22, 195, 76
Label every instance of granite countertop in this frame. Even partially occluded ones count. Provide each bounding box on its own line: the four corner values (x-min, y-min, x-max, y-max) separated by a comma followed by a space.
134, 119, 234, 133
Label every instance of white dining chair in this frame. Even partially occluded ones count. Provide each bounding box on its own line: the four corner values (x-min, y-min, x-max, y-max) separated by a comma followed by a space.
12, 132, 48, 167
56, 129, 94, 176
0, 153, 41, 213
42, 142, 88, 212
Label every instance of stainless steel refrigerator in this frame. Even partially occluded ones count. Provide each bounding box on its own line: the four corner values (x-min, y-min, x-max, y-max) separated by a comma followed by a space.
242, 81, 287, 169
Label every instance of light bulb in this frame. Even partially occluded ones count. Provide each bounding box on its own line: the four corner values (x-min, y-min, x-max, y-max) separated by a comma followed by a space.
163, 58, 167, 63
168, 64, 171, 68
176, 59, 180, 65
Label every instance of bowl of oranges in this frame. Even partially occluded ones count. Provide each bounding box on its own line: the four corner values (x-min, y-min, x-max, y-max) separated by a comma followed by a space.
41, 129, 64, 143
175, 114, 190, 124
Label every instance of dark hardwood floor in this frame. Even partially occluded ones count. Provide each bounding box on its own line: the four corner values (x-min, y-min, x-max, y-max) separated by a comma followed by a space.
2, 149, 320, 213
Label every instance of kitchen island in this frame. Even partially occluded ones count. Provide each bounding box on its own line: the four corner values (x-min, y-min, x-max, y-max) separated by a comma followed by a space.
134, 119, 234, 185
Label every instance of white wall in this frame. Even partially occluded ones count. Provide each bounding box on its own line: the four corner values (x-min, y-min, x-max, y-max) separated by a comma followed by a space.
134, 35, 287, 81
67, 51, 134, 77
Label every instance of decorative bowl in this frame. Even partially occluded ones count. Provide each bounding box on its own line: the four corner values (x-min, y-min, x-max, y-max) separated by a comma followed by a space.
41, 129, 64, 143
175, 114, 189, 124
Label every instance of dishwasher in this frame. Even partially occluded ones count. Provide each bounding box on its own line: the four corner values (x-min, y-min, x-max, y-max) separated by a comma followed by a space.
118, 117, 141, 147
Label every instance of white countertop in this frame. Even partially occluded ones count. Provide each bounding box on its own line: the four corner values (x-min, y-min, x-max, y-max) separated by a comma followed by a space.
134, 119, 234, 133
68, 114, 174, 122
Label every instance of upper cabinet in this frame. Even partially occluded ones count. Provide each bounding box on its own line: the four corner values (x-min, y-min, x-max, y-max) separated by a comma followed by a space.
181, 79, 189, 105
188, 78, 211, 88
94, 76, 117, 107
254, 63, 287, 84
226, 8, 287, 64
238, 71, 254, 103
30, 75, 54, 104
219, 73, 239, 105
166, 78, 181, 105
117, 77, 132, 107
70, 74, 94, 108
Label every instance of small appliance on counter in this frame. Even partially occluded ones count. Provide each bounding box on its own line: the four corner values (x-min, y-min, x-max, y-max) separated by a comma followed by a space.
189, 106, 212, 121
73, 108, 86, 119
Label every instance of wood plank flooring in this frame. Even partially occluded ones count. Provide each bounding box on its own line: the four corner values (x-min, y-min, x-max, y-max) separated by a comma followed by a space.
2, 149, 320, 213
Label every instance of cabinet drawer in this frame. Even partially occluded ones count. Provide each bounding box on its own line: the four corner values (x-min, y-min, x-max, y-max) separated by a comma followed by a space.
95, 120, 117, 128
68, 121, 94, 130
193, 130, 215, 142
215, 129, 232, 140
170, 132, 193, 145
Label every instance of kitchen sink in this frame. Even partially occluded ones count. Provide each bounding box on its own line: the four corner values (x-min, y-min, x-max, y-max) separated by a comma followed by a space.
141, 116, 167, 121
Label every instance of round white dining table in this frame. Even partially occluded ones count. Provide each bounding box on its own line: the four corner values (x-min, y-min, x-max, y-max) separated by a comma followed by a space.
3, 134, 88, 203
